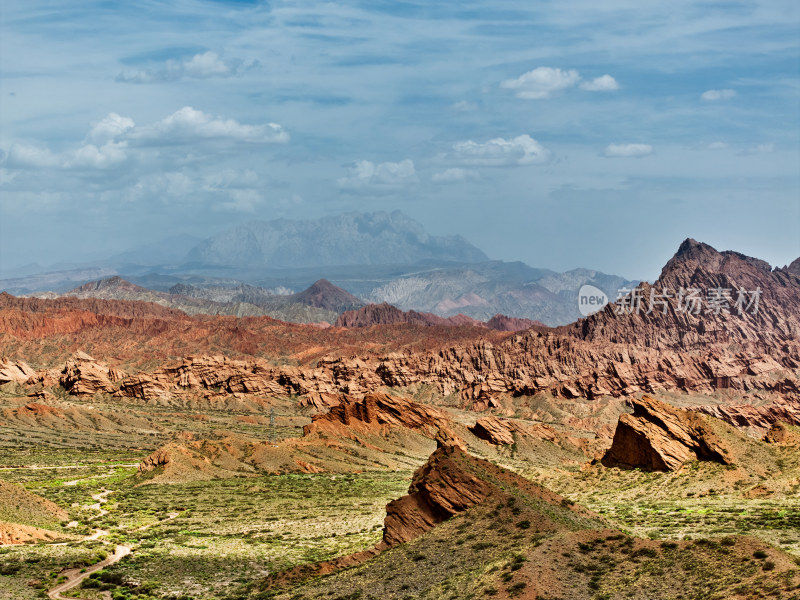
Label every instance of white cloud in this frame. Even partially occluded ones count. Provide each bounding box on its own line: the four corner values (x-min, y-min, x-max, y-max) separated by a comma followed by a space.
579, 74, 619, 91
89, 113, 135, 145
707, 141, 728, 150
451, 100, 477, 112
338, 159, 418, 191
116, 51, 250, 84
452, 135, 550, 166
132, 107, 289, 144
501, 67, 581, 99
743, 142, 775, 154
2, 139, 128, 170
701, 89, 736, 101
432, 167, 479, 183
66, 141, 128, 169
4, 143, 61, 169
603, 143, 654, 158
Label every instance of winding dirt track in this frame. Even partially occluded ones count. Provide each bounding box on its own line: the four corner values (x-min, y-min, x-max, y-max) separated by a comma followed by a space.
47, 544, 131, 599
45, 485, 180, 600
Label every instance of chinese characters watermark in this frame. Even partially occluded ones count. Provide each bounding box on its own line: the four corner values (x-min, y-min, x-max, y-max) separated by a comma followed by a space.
614, 286, 761, 316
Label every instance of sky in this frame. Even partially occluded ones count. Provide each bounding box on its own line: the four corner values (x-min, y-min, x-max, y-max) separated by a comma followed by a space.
1, 0, 799, 280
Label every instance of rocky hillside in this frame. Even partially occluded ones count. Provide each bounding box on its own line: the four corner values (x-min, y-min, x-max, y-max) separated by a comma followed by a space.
335, 302, 545, 330
57, 276, 342, 323
563, 238, 800, 349
266, 445, 799, 599
365, 260, 637, 325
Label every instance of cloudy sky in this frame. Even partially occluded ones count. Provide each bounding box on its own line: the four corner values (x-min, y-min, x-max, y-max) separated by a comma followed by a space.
1, 0, 798, 279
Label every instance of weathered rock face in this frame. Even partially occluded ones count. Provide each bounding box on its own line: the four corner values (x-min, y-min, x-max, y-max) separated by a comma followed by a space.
25, 352, 124, 396
335, 303, 465, 328
4, 240, 799, 413
470, 416, 519, 445
297, 391, 344, 412
59, 352, 123, 396
0, 358, 36, 385
563, 239, 800, 350
602, 396, 733, 471
485, 314, 545, 331
690, 399, 800, 433
335, 303, 542, 331
303, 392, 453, 438
382, 445, 495, 546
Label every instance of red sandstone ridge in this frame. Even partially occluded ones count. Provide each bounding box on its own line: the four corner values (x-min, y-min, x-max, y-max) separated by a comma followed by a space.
485, 313, 545, 331
470, 415, 520, 445
335, 302, 476, 327
562, 238, 800, 350
381, 444, 496, 546
334, 302, 539, 330
601, 396, 734, 471
689, 397, 800, 434
2, 240, 798, 408
303, 392, 454, 439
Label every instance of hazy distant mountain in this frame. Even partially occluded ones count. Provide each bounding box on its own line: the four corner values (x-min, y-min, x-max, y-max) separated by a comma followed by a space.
109, 234, 202, 266
184, 211, 488, 268
365, 262, 637, 325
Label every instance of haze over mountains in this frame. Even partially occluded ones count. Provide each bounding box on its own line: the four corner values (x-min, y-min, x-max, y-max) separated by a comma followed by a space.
185, 211, 489, 268
0, 211, 639, 326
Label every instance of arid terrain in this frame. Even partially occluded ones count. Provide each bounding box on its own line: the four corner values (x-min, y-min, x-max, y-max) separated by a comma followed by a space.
0, 239, 799, 599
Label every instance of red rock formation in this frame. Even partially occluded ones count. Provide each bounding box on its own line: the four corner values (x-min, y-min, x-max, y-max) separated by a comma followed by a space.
0, 358, 36, 385
303, 392, 453, 438
690, 398, 800, 433
382, 444, 495, 546
562, 238, 800, 350
602, 396, 734, 471
26, 352, 124, 396
335, 303, 541, 331
3, 240, 799, 413
335, 303, 455, 327
470, 415, 519, 445
485, 314, 545, 331
297, 391, 344, 412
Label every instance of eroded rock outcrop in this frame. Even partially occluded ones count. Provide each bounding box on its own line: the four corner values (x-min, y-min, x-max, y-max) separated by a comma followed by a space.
0, 358, 36, 385
382, 444, 496, 546
25, 352, 124, 396
303, 392, 453, 439
470, 415, 519, 445
602, 396, 733, 471
690, 398, 800, 433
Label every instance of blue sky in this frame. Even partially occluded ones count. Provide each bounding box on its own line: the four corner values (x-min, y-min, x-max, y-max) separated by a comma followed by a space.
1, 0, 798, 278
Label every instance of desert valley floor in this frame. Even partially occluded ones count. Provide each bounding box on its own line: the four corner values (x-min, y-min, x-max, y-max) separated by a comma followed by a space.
1, 240, 799, 600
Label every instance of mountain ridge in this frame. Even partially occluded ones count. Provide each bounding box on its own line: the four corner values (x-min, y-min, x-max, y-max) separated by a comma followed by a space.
184, 211, 489, 268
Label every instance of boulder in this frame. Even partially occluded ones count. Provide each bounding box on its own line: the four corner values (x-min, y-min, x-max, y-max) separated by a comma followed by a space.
602, 395, 733, 471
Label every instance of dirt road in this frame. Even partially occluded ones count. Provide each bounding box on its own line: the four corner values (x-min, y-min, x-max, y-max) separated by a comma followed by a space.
47, 543, 131, 599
